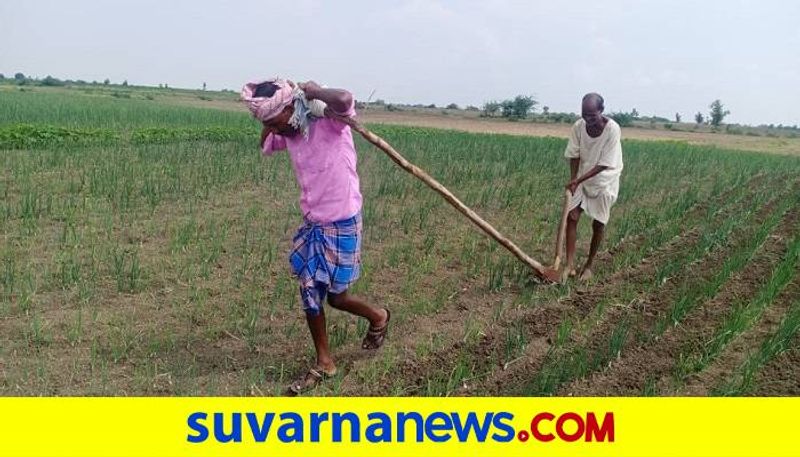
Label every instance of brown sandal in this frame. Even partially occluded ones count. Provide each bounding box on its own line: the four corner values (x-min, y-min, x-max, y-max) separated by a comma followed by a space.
287, 366, 336, 395
362, 308, 391, 350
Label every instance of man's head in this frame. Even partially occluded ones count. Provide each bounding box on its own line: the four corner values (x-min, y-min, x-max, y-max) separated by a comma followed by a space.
581, 93, 605, 129
241, 78, 300, 136
262, 105, 298, 137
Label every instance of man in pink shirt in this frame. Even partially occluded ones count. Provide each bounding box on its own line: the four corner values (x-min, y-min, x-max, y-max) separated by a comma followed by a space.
241, 78, 390, 394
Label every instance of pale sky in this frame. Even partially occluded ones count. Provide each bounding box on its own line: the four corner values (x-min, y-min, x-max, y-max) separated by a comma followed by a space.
2, 0, 798, 126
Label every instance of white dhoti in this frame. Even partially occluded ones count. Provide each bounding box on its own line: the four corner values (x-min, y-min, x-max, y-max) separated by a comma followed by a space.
568, 186, 616, 225
564, 118, 624, 226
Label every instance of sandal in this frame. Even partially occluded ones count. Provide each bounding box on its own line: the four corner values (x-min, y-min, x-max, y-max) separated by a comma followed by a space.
287, 366, 336, 395
362, 308, 391, 350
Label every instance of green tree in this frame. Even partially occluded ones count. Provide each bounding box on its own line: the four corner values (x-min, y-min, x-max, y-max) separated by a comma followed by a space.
501, 95, 537, 119
14, 72, 25, 81
695, 112, 704, 124
482, 101, 501, 117
675, 112, 681, 123
0, 73, 4, 80
104, 78, 110, 85
122, 80, 129, 87
542, 106, 549, 115
631, 108, 640, 119
446, 103, 459, 110
709, 99, 730, 127
500, 99, 515, 118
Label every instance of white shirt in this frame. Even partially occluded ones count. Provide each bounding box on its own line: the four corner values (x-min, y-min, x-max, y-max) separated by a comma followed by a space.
564, 118, 624, 198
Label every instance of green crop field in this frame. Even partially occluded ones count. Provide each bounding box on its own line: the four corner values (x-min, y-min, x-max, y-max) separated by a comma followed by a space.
1, 84, 799, 396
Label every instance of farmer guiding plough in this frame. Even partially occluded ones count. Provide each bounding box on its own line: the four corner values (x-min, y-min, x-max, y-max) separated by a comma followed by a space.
561, 93, 624, 283
241, 79, 622, 394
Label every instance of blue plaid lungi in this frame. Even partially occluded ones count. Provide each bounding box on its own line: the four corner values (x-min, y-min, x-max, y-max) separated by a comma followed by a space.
289, 212, 362, 316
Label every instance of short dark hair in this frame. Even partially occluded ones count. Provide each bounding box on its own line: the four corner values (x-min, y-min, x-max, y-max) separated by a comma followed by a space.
582, 92, 605, 111
253, 82, 280, 98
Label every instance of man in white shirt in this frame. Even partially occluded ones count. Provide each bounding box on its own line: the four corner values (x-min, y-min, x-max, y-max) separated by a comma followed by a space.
563, 93, 624, 282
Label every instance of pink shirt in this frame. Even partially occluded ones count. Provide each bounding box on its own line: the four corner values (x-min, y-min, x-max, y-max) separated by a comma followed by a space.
262, 102, 362, 223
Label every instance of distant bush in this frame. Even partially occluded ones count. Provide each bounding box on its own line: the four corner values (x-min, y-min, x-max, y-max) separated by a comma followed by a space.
725, 124, 744, 135
548, 112, 579, 124
664, 123, 673, 130
609, 111, 635, 127
40, 75, 65, 87
446, 103, 459, 110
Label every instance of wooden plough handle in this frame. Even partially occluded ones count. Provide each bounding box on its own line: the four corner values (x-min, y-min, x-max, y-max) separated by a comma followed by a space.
552, 188, 573, 270
327, 111, 554, 281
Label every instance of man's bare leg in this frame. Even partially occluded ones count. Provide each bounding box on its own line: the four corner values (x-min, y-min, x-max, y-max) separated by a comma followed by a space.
328, 291, 387, 328
306, 309, 336, 373
289, 308, 337, 394
580, 219, 605, 281
564, 206, 582, 280
329, 291, 389, 349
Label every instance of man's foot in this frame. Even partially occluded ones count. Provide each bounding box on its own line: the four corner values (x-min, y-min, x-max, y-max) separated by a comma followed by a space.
362, 308, 390, 350
288, 364, 337, 395
579, 267, 594, 282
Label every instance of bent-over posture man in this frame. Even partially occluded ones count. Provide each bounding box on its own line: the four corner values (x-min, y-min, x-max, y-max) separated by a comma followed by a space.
241, 78, 390, 394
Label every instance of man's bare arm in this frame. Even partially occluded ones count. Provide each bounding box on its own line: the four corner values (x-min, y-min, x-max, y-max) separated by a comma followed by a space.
570, 158, 580, 181
299, 81, 353, 114
567, 164, 608, 193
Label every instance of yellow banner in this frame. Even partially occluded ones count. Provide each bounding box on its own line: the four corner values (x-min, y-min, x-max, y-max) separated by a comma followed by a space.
0, 398, 796, 457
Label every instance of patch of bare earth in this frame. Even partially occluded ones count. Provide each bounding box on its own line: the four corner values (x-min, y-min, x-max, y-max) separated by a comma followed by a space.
563, 205, 799, 396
